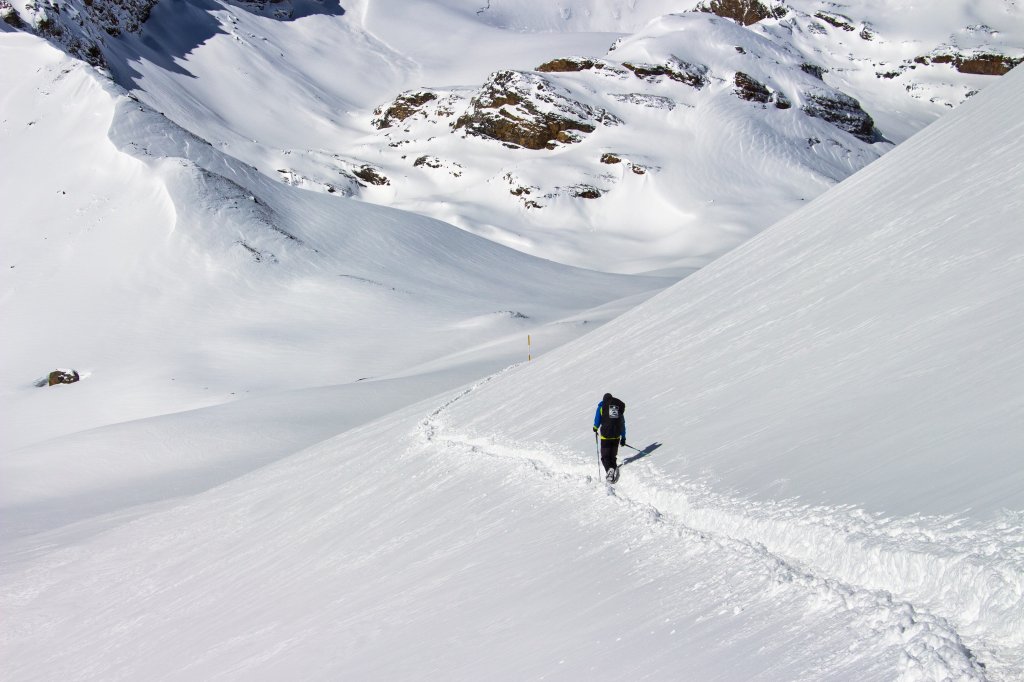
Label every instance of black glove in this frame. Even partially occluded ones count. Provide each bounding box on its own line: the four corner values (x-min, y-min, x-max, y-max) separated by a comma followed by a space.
593, 426, 599, 433
620, 437, 626, 447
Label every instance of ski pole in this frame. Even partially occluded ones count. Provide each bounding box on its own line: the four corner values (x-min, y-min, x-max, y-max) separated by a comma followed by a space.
595, 431, 601, 480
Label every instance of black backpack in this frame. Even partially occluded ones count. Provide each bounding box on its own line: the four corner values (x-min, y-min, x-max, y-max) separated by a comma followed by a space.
599, 394, 626, 438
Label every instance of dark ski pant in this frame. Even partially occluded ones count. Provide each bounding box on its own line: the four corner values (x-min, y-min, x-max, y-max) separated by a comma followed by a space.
599, 438, 620, 472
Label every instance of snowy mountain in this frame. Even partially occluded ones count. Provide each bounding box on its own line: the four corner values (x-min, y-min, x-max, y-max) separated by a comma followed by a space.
7, 0, 1021, 273
2, 1, 1023, 680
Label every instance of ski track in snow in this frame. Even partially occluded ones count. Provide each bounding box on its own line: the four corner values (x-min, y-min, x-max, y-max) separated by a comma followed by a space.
416, 369, 1024, 681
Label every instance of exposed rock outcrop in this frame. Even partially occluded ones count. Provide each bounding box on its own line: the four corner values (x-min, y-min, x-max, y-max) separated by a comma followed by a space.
734, 71, 771, 103
413, 156, 463, 177
803, 90, 881, 143
610, 93, 677, 110
801, 63, 826, 80
623, 57, 709, 89
452, 70, 619, 150
814, 11, 855, 32
372, 91, 438, 129
536, 57, 599, 73
696, 0, 786, 26
37, 369, 80, 387
734, 72, 791, 109
916, 52, 1023, 76
1, 1, 24, 27
600, 153, 651, 175
353, 165, 390, 186
16, 0, 157, 66
570, 185, 602, 199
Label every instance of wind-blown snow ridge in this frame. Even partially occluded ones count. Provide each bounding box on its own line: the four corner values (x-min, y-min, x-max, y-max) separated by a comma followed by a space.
418, 371, 1020, 680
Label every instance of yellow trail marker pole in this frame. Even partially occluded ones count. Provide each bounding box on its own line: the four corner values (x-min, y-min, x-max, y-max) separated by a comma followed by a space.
528, 334, 532, 361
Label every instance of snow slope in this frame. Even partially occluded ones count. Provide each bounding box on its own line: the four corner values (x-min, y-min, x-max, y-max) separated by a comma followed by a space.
2, 34, 1022, 682
438, 61, 1024, 672
0, 32, 669, 532
450, 62, 1024, 519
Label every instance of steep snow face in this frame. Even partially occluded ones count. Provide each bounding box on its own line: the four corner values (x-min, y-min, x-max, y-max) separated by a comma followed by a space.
446, 61, 1024, 520
61, 0, 1022, 275
435, 61, 1024, 674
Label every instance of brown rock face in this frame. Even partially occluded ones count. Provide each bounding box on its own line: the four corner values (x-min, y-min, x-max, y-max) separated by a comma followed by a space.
453, 70, 617, 150
46, 370, 80, 386
353, 166, 390, 186
623, 58, 709, 89
697, 0, 786, 26
734, 72, 791, 109
372, 92, 438, 129
954, 54, 1021, 76
734, 72, 771, 103
536, 58, 599, 73
915, 53, 1021, 76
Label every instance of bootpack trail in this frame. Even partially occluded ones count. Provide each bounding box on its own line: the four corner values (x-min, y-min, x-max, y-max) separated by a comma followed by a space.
416, 369, 1024, 681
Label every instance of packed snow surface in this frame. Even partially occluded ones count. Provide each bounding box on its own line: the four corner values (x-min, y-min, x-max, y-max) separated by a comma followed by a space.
2, 14, 1023, 679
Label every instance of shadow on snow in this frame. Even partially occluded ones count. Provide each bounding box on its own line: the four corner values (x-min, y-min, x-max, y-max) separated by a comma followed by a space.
621, 442, 662, 467
102, 0, 345, 86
